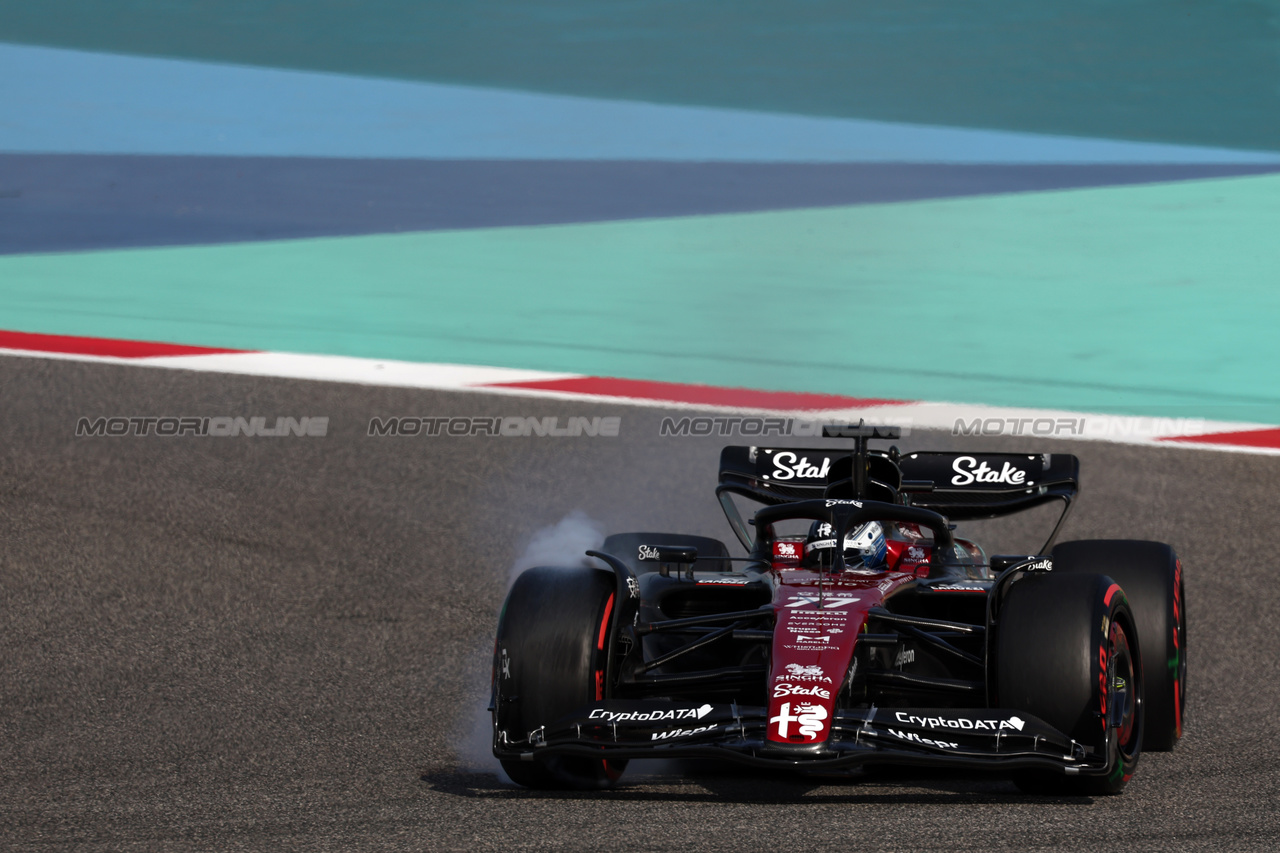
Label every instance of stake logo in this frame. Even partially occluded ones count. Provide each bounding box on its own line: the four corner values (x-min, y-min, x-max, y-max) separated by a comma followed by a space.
767, 452, 832, 481
773, 683, 831, 699
950, 456, 1028, 486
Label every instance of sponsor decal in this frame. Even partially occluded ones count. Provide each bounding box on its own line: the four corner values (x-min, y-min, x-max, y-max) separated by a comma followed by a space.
794, 635, 832, 643
887, 728, 959, 750
1026, 558, 1053, 571
627, 576, 640, 599
774, 541, 800, 558
931, 585, 987, 592
696, 578, 750, 586
770, 702, 829, 741
589, 705, 713, 723
950, 456, 1028, 487
637, 545, 661, 561
652, 724, 716, 740
893, 712, 1025, 732
877, 576, 910, 594
776, 663, 832, 684
500, 648, 511, 680
767, 452, 832, 481
906, 546, 926, 562
825, 499, 863, 507
786, 621, 845, 636
894, 648, 915, 667
784, 595, 859, 610
898, 524, 923, 540
773, 683, 832, 699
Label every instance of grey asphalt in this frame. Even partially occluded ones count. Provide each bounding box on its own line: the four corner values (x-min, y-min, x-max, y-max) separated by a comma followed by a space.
4, 155, 1278, 254
3, 354, 1279, 851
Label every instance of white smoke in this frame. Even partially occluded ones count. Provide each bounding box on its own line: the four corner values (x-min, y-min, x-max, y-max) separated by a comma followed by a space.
507, 509, 607, 584
459, 512, 607, 778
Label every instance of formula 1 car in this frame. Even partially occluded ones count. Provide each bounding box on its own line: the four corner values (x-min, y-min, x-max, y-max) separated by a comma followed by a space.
491, 425, 1186, 794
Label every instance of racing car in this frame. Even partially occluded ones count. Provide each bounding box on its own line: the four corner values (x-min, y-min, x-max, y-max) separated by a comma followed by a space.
491, 424, 1186, 794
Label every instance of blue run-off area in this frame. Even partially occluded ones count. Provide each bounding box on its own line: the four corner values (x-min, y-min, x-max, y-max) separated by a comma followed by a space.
3, 2, 1280, 422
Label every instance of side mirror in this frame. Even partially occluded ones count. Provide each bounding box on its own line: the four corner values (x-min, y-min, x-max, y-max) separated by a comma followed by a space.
637, 544, 698, 564
990, 554, 1052, 573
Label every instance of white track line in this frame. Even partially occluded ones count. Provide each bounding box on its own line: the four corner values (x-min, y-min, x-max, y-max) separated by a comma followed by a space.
4, 345, 1277, 454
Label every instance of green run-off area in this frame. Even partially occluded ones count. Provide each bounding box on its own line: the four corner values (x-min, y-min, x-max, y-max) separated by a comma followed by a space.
5, 173, 1280, 421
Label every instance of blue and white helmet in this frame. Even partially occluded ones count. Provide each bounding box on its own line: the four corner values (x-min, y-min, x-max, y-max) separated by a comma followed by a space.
804, 520, 887, 571
842, 520, 887, 570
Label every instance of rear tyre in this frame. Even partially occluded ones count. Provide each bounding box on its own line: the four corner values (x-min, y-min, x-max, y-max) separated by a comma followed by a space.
997, 572, 1142, 795
1052, 540, 1186, 751
492, 566, 627, 789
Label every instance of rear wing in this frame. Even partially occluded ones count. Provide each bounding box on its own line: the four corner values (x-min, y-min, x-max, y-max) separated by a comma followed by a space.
895, 451, 1078, 521
715, 439, 1078, 551
717, 445, 873, 505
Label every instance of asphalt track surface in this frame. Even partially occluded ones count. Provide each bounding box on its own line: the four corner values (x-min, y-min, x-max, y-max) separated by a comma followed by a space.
4, 355, 1280, 851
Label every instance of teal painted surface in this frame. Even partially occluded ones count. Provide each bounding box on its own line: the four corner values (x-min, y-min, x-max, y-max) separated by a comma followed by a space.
9, 43, 1277, 163
4, 173, 1280, 422
1, 1, 1279, 151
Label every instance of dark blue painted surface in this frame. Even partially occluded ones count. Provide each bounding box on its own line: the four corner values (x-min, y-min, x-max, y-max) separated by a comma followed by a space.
3, 155, 1276, 254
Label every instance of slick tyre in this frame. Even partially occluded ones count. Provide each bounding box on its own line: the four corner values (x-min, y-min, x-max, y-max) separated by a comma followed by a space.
997, 572, 1142, 795
1052, 540, 1186, 751
492, 566, 627, 789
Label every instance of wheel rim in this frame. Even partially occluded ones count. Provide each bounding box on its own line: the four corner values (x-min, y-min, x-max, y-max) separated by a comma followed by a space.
1108, 619, 1139, 755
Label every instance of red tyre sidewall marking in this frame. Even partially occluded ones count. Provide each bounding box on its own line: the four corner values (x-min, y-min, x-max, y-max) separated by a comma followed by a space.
595, 592, 615, 701
595, 591, 620, 779
1098, 586, 1121, 733
597, 592, 615, 653
1098, 641, 1109, 731
1173, 559, 1184, 737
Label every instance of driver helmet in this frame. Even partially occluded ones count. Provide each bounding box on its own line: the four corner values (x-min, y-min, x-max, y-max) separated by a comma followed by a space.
803, 520, 887, 571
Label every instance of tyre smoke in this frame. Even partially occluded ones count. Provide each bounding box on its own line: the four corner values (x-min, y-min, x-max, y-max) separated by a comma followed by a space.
506, 509, 606, 586
458, 511, 606, 780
